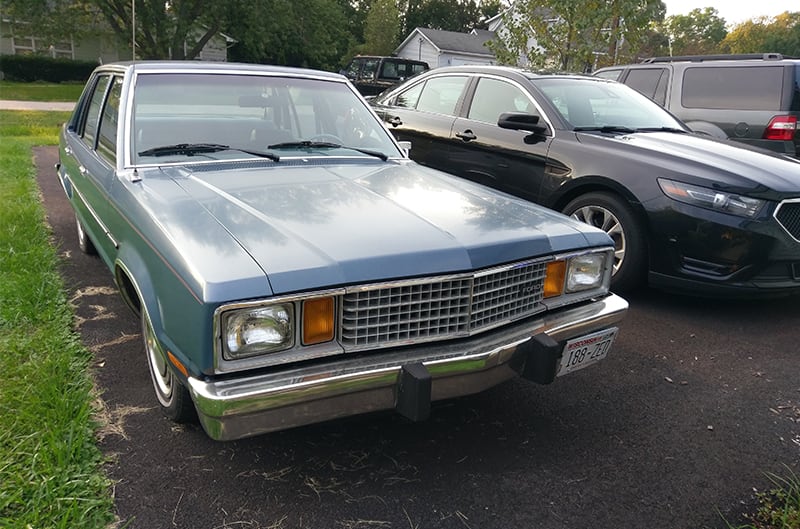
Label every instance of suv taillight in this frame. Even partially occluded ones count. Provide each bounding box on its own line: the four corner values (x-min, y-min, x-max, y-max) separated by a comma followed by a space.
764, 115, 797, 141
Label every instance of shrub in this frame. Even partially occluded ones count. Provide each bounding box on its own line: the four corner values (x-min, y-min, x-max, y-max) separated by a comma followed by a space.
0, 55, 97, 83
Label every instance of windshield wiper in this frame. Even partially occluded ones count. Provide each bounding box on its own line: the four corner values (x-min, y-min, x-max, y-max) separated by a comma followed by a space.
267, 140, 388, 161
138, 143, 280, 161
633, 127, 688, 133
573, 125, 636, 134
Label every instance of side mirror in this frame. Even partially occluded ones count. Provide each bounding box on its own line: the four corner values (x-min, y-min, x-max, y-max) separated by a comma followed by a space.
498, 112, 547, 135
398, 140, 411, 157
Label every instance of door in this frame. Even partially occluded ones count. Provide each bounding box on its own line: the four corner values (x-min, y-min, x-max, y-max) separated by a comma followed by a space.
377, 75, 469, 169
447, 76, 552, 203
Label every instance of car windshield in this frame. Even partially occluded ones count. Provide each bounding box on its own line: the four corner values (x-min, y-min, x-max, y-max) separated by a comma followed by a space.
131, 73, 402, 165
532, 77, 686, 131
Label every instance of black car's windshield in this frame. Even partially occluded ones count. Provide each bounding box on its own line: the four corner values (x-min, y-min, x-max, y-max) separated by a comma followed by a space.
532, 78, 687, 132
132, 73, 402, 165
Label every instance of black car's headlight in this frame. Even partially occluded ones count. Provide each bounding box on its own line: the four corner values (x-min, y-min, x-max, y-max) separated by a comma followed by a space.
658, 178, 765, 218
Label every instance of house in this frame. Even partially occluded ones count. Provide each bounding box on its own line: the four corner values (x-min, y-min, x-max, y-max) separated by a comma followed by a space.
0, 14, 233, 63
394, 27, 496, 68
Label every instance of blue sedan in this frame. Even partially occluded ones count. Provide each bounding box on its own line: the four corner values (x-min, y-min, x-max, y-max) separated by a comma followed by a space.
57, 61, 627, 441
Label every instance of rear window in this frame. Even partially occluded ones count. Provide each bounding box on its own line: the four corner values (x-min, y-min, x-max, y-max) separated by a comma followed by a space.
625, 68, 669, 106
681, 66, 784, 110
792, 65, 800, 111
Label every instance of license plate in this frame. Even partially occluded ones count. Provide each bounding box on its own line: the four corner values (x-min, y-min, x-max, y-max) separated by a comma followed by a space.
556, 327, 618, 377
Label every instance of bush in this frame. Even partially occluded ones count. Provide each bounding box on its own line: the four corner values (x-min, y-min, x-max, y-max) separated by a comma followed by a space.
0, 55, 97, 83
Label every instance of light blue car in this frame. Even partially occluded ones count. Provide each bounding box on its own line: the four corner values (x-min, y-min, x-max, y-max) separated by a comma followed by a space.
57, 61, 628, 441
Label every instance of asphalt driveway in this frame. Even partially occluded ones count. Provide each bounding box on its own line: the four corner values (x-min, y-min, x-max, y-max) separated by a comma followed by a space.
34, 145, 800, 529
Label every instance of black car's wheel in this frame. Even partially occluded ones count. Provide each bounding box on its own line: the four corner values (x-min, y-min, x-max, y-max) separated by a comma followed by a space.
563, 192, 646, 292
75, 215, 97, 255
142, 308, 196, 423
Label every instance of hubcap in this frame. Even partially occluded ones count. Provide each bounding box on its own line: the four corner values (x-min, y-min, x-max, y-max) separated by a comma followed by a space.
143, 312, 173, 406
570, 205, 625, 274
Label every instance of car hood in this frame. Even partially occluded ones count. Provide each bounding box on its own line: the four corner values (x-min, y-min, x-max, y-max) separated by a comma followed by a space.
577, 131, 800, 196
160, 160, 609, 297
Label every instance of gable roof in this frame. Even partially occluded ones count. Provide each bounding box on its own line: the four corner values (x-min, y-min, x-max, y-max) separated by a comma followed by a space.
396, 27, 496, 59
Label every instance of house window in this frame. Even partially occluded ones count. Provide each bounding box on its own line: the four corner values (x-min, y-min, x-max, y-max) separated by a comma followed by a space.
11, 34, 74, 59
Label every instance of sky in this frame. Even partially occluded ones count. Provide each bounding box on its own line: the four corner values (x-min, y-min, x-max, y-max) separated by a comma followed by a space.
662, 0, 798, 25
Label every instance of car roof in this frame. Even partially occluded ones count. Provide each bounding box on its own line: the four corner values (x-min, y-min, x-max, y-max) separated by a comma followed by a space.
418, 64, 600, 82
94, 60, 348, 82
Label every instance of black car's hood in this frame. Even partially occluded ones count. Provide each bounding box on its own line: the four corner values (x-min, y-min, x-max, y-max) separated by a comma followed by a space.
577, 131, 800, 197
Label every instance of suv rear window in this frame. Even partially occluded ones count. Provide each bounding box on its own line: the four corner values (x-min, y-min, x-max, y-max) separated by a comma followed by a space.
681, 66, 784, 110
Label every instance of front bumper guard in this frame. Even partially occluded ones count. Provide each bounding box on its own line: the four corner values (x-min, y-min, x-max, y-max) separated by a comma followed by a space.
188, 293, 628, 441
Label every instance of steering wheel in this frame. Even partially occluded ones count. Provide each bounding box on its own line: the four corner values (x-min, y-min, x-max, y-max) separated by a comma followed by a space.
309, 134, 343, 144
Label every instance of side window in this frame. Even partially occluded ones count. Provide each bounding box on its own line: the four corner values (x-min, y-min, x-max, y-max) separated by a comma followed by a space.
361, 59, 379, 80
682, 66, 783, 110
415, 76, 468, 116
394, 82, 424, 108
97, 76, 123, 163
595, 69, 623, 81
624, 68, 667, 101
82, 75, 111, 149
342, 59, 362, 78
380, 61, 399, 80
468, 77, 533, 124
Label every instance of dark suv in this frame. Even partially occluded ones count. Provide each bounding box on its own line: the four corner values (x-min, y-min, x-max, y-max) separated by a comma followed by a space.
594, 53, 800, 157
340, 55, 429, 96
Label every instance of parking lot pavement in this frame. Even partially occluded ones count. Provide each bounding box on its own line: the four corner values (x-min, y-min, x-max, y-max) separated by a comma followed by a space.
0, 99, 74, 111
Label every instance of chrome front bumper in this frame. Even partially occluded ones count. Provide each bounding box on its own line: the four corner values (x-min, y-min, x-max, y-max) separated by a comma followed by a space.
188, 293, 628, 441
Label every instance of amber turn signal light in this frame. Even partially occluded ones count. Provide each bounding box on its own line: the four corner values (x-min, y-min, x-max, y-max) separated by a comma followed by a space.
302, 297, 335, 345
544, 260, 566, 298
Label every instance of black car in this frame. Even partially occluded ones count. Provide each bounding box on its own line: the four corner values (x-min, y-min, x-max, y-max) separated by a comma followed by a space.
371, 65, 800, 296
594, 54, 800, 158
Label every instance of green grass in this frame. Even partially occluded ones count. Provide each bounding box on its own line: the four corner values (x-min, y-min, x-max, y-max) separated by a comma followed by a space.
726, 468, 800, 529
0, 109, 114, 528
0, 81, 85, 102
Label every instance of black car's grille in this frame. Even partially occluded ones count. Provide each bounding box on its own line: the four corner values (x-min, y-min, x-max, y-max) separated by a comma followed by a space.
775, 200, 800, 241
340, 260, 548, 351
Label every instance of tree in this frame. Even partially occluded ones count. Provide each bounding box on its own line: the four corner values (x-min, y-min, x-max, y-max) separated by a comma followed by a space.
227, 0, 353, 70
361, 0, 401, 55
663, 7, 727, 56
489, 0, 665, 72
2, 0, 97, 49
91, 0, 234, 60
762, 12, 800, 56
402, 0, 482, 33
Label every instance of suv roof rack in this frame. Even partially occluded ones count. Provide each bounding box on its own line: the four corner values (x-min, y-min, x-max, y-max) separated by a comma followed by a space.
640, 53, 795, 64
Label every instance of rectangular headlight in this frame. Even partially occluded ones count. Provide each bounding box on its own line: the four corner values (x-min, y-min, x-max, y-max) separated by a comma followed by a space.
222, 303, 294, 360
566, 253, 606, 292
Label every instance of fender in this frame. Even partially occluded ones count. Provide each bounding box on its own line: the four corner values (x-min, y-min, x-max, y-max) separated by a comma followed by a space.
684, 121, 728, 139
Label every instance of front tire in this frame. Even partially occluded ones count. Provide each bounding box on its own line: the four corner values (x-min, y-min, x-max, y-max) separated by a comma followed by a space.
563, 192, 646, 292
142, 308, 196, 423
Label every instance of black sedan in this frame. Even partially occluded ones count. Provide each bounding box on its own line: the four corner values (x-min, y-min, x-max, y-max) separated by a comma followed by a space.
371, 65, 800, 296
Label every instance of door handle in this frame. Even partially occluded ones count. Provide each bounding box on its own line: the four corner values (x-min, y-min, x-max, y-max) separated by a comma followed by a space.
388, 116, 402, 127
79, 165, 87, 175
64, 146, 73, 155
455, 130, 477, 141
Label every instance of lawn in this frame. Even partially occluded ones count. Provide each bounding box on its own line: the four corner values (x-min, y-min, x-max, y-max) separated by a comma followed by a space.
0, 81, 85, 102
0, 109, 114, 528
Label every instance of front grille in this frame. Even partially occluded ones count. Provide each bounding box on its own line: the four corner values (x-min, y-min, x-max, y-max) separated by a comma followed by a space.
340, 260, 548, 351
775, 200, 800, 241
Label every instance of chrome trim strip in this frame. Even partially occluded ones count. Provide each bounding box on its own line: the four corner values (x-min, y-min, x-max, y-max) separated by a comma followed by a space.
189, 292, 628, 441
72, 184, 118, 248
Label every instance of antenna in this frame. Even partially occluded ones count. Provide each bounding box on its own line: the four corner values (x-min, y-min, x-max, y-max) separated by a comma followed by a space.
131, 0, 136, 61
